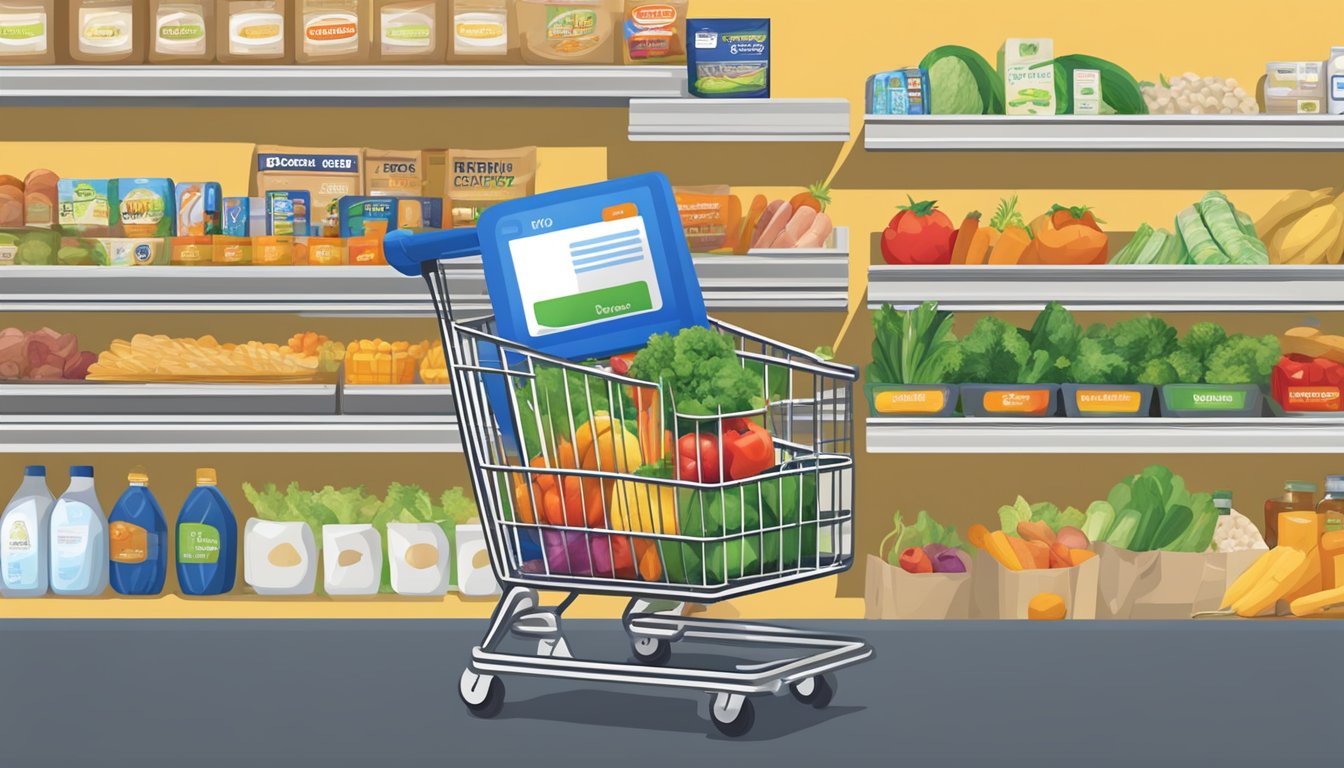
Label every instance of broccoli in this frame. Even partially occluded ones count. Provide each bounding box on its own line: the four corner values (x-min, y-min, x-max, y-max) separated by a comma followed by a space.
1168, 349, 1205, 384
1178, 322, 1227, 365
1204, 334, 1280, 387
629, 326, 764, 418
1108, 316, 1178, 367
958, 316, 1051, 384
1136, 359, 1180, 387
1071, 336, 1130, 384
1026, 302, 1083, 384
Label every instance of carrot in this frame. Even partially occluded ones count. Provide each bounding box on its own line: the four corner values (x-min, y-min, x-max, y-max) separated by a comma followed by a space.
984, 530, 1022, 570
1008, 535, 1039, 570
1026, 540, 1051, 569
789, 180, 831, 213
967, 523, 990, 549
987, 227, 1032, 264
964, 226, 995, 265
1069, 549, 1096, 566
1048, 542, 1073, 568
950, 211, 980, 264
734, 194, 768, 255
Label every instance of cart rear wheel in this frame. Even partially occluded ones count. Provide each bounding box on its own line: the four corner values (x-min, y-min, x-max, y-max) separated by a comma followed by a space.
790, 672, 836, 709
460, 670, 504, 718
710, 693, 755, 738
632, 637, 671, 666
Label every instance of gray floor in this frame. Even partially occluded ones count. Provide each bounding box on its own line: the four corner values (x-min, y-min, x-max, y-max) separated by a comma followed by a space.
1, 618, 1340, 767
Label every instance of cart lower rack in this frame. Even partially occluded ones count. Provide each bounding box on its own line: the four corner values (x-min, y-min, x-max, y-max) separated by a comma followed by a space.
424, 260, 873, 737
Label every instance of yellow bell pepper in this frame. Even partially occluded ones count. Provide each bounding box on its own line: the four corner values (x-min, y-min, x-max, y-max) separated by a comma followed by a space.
610, 479, 679, 582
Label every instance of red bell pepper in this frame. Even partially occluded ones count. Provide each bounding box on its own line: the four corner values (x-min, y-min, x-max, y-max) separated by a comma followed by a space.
675, 419, 775, 484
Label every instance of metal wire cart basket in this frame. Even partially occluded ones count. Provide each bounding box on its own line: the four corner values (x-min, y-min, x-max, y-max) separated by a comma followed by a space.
423, 261, 872, 737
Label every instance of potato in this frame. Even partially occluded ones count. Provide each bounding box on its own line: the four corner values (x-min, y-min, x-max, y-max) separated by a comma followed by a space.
1055, 526, 1090, 550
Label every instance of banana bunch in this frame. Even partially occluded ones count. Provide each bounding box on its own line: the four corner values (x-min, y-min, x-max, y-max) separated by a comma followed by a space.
1220, 545, 1314, 617
1256, 188, 1344, 265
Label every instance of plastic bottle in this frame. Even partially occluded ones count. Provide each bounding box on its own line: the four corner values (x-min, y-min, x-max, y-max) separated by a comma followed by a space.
108, 468, 168, 596
176, 468, 237, 596
1318, 476, 1344, 535
48, 466, 109, 596
1, 466, 55, 597
1264, 481, 1317, 549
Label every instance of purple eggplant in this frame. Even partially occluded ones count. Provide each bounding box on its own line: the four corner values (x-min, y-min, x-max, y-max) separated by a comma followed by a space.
931, 548, 969, 574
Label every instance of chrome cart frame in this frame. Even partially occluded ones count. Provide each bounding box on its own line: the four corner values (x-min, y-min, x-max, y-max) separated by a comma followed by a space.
422, 261, 872, 737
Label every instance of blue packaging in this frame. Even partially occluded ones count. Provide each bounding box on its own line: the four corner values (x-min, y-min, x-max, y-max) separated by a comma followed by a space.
339, 196, 399, 238
108, 469, 167, 596
866, 68, 929, 115
176, 468, 237, 597
223, 197, 249, 237
687, 19, 770, 98
266, 191, 310, 236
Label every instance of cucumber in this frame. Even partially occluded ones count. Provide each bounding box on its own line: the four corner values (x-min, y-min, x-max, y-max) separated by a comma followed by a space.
1054, 54, 1149, 115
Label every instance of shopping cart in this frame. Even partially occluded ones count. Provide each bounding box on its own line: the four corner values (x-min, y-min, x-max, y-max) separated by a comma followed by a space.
414, 253, 873, 737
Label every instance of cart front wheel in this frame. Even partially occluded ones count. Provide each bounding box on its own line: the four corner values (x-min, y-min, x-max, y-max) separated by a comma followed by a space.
460, 669, 504, 719
632, 637, 671, 666
710, 693, 755, 738
790, 672, 836, 709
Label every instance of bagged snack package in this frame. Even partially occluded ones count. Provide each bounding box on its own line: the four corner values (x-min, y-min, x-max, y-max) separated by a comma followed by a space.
446, 0, 519, 62
444, 146, 536, 228
673, 185, 739, 252
216, 0, 291, 64
516, 0, 615, 65
0, 0, 57, 64
294, 0, 369, 64
373, 0, 446, 63
686, 17, 770, 98
864, 554, 972, 620
621, 0, 685, 65
148, 0, 214, 63
255, 145, 364, 238
67, 0, 147, 64
365, 148, 425, 197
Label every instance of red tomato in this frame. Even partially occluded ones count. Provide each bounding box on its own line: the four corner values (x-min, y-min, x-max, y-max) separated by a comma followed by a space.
722, 418, 774, 480
880, 197, 956, 265
677, 431, 722, 483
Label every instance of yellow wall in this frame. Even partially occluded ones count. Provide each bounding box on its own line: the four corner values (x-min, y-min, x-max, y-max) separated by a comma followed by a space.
3, 0, 1340, 616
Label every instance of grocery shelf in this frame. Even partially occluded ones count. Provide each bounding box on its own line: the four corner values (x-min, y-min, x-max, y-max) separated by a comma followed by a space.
0, 415, 461, 453
867, 264, 1344, 312
0, 66, 687, 106
0, 383, 337, 415
866, 417, 1344, 454
628, 98, 851, 142
862, 114, 1344, 151
1, 231, 850, 314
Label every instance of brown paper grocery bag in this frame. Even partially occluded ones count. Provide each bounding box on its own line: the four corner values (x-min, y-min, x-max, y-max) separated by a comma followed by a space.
1095, 543, 1151, 619
991, 555, 1099, 620
864, 554, 973, 620
1096, 543, 1267, 619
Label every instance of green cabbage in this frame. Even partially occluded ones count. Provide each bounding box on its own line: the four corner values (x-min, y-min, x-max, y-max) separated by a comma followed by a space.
928, 57, 984, 114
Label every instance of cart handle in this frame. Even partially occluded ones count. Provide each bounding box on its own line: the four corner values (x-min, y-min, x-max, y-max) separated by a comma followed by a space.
384, 228, 483, 276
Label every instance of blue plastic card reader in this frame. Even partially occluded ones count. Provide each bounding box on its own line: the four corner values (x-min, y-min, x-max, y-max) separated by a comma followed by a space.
385, 172, 708, 361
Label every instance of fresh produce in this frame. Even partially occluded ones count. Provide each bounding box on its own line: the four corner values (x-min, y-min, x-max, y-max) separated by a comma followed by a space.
629, 326, 765, 421
674, 417, 773, 483
1274, 326, 1344, 412
998, 495, 1086, 537
663, 485, 770, 585
1179, 192, 1269, 265
420, 343, 448, 385
1218, 512, 1320, 616
1092, 465, 1219, 553
343, 339, 431, 385
88, 334, 337, 382
1211, 507, 1268, 554
0, 326, 96, 380
610, 467, 679, 581
1255, 188, 1344, 265
746, 195, 834, 250
542, 530, 637, 580
789, 181, 831, 213
950, 212, 981, 264
986, 195, 1032, 264
1030, 204, 1109, 264
1053, 54, 1147, 115
242, 481, 476, 591
879, 509, 969, 574
957, 315, 1050, 385
867, 301, 963, 385
920, 45, 1003, 114
1142, 72, 1258, 115
976, 521, 1093, 571
1108, 223, 1185, 265
1027, 593, 1067, 620
880, 197, 957, 265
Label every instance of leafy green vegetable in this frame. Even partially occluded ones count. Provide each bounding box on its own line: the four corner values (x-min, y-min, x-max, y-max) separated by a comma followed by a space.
1071, 325, 1131, 384
1098, 465, 1216, 552
629, 326, 764, 420
879, 509, 967, 564
516, 365, 614, 460
921, 45, 1002, 114
867, 301, 963, 385
958, 316, 1050, 384
1204, 334, 1280, 387
1025, 302, 1083, 384
998, 495, 1085, 535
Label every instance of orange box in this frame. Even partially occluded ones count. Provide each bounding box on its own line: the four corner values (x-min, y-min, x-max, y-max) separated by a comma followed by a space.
170, 236, 214, 266
253, 236, 295, 265
347, 236, 387, 266
306, 237, 347, 266
212, 236, 252, 265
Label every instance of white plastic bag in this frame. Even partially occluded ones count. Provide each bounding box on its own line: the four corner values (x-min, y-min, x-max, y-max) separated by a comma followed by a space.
323, 524, 382, 595
387, 522, 451, 596
245, 520, 317, 596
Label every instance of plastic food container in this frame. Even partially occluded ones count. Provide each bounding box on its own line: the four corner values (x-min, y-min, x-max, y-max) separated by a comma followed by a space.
865, 383, 958, 417
960, 384, 1058, 417
1061, 384, 1154, 418
1159, 384, 1263, 417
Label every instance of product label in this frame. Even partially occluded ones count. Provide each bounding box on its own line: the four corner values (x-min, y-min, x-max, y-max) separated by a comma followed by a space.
0, 11, 47, 53
257, 152, 360, 173
982, 389, 1051, 414
229, 11, 284, 55
1283, 386, 1343, 412
382, 7, 432, 52
51, 502, 96, 592
178, 522, 220, 564
545, 6, 597, 50
1075, 389, 1143, 414
109, 521, 149, 564
304, 12, 358, 52
119, 188, 167, 230
79, 8, 133, 54
631, 4, 677, 26
156, 9, 206, 55
453, 10, 504, 54
1, 502, 38, 590
873, 389, 945, 414
1165, 387, 1249, 411
0, 244, 16, 264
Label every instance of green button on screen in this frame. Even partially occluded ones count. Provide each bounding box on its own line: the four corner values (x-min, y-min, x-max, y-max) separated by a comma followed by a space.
533, 282, 654, 329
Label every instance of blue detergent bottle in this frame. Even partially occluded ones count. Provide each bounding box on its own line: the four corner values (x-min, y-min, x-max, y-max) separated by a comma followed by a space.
108, 468, 167, 596
176, 468, 237, 596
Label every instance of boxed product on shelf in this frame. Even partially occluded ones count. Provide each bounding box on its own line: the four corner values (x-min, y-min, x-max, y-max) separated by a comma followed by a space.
444, 146, 536, 228
245, 519, 318, 595
116, 177, 176, 237
176, 181, 223, 236
216, 0, 292, 64
1331, 47, 1344, 114
222, 196, 248, 236
255, 145, 364, 237
265, 190, 310, 236
372, 0, 447, 64
346, 234, 386, 264
620, 0, 687, 65
999, 37, 1055, 115
515, 0, 616, 65
169, 235, 213, 264
338, 195, 398, 238
0, 0, 56, 64
1263, 61, 1326, 114
57, 178, 115, 236
303, 235, 346, 265
253, 234, 295, 264
148, 0, 215, 63
1274, 327, 1344, 413
686, 17, 770, 98
365, 148, 426, 197
67, 0, 148, 64
211, 234, 251, 264
294, 0, 369, 65
864, 68, 929, 116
